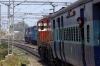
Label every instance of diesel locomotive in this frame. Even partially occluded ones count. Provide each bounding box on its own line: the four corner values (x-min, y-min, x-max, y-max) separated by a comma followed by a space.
24, 26, 37, 45
38, 0, 100, 66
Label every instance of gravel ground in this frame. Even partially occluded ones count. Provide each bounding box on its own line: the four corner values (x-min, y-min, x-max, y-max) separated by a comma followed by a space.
27, 56, 43, 66
13, 46, 48, 66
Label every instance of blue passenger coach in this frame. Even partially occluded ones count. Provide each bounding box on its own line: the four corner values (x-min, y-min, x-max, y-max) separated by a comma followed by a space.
51, 0, 100, 66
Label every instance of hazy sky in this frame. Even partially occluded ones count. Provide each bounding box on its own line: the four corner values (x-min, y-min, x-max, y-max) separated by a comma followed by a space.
1, 0, 77, 27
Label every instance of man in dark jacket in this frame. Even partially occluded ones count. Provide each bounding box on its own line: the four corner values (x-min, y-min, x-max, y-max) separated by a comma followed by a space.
77, 17, 86, 62
77, 17, 84, 40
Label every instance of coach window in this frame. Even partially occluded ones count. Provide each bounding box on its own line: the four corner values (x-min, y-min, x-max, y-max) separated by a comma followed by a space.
57, 18, 60, 40
66, 28, 68, 41
68, 27, 71, 41
57, 18, 60, 27
78, 28, 81, 42
60, 29, 62, 40
40, 21, 44, 30
76, 26, 78, 41
64, 28, 66, 40
87, 25, 90, 43
73, 27, 75, 41
61, 16, 63, 26
67, 28, 69, 41
57, 29, 58, 40
53, 20, 55, 29
71, 27, 73, 41
65, 28, 67, 41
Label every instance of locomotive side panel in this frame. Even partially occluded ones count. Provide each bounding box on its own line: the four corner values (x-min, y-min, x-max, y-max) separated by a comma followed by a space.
37, 17, 54, 65
31, 27, 38, 45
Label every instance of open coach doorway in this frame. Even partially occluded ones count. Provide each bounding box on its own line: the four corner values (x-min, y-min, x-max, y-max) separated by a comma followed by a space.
93, 1, 100, 66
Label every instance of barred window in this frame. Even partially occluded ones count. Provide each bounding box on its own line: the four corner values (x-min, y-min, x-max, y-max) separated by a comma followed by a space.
71, 27, 73, 41
60, 29, 62, 40
68, 27, 71, 41
64, 28, 66, 40
68, 28, 69, 41
53, 20, 55, 29
57, 29, 59, 40
66, 28, 68, 40
87, 25, 90, 43
73, 27, 75, 41
63, 26, 84, 42
78, 27, 81, 42
76, 26, 78, 41
59, 29, 60, 40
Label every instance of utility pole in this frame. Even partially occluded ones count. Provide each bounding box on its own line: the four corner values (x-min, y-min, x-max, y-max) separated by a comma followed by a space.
8, 0, 10, 55
12, 0, 14, 54
0, 5, 1, 44
52, 5, 55, 13
22, 18, 25, 41
49, 2, 56, 13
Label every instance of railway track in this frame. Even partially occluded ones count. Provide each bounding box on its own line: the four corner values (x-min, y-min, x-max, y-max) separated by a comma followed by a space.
14, 42, 39, 58
1, 39, 39, 57
1, 39, 52, 66
14, 42, 52, 66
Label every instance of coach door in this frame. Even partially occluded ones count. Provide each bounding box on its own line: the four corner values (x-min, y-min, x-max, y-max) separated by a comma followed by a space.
57, 17, 62, 60
93, 4, 100, 46
80, 8, 86, 65
61, 16, 66, 61
93, 3, 100, 66
97, 3, 100, 47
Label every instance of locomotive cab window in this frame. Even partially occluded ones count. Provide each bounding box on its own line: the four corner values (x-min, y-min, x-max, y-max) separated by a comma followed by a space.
40, 21, 44, 30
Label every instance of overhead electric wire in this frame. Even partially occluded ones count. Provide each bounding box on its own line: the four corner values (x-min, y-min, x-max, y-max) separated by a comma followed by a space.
14, 2, 47, 23
1, 0, 73, 25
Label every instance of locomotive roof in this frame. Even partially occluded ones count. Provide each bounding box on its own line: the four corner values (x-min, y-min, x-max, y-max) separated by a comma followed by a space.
51, 0, 92, 19
37, 18, 47, 23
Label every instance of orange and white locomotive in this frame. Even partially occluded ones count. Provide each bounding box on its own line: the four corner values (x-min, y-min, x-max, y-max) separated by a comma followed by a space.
37, 16, 54, 63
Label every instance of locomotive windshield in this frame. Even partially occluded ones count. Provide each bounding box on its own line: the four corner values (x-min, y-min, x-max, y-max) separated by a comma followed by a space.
40, 21, 44, 30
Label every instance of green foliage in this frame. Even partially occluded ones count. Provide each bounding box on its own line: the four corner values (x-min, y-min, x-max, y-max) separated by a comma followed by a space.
0, 42, 7, 48
0, 43, 29, 66
0, 55, 18, 66
0, 54, 29, 66
18, 55, 29, 66
0, 42, 8, 61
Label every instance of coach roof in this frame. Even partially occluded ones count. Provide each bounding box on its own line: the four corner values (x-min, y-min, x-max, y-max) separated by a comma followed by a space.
51, 0, 92, 19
